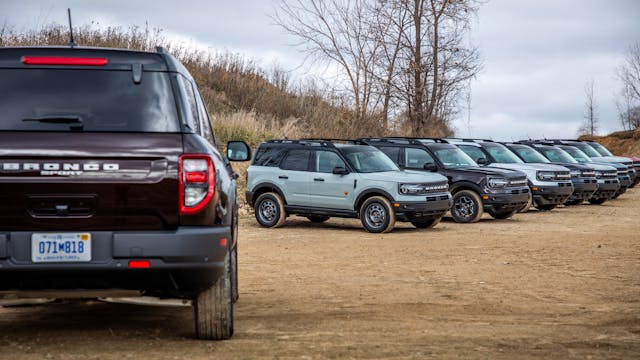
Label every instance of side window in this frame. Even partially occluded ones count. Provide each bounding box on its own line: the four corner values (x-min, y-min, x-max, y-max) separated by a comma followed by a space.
253, 146, 286, 167
315, 150, 346, 173
177, 75, 200, 134
377, 146, 401, 163
459, 145, 487, 163
195, 92, 216, 146
405, 148, 435, 169
280, 149, 311, 171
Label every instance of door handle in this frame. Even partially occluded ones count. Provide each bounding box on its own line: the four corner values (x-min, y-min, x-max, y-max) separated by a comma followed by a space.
279, 175, 289, 179
314, 178, 325, 182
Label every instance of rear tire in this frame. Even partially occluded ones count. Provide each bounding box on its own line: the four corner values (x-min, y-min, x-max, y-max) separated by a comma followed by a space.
360, 196, 395, 233
231, 246, 239, 303
451, 190, 483, 223
588, 198, 607, 205
254, 192, 286, 228
306, 216, 330, 223
194, 253, 233, 340
411, 217, 441, 229
488, 209, 517, 220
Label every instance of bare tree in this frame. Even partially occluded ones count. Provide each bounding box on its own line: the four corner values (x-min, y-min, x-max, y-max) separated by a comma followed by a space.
273, 0, 382, 122
579, 79, 598, 136
617, 42, 640, 130
274, 0, 482, 136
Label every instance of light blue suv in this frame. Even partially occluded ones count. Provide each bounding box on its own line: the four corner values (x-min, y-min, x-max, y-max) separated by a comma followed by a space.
246, 140, 452, 233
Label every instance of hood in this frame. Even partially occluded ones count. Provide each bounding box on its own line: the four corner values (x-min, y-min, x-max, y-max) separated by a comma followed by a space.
549, 162, 590, 171
364, 170, 448, 184
589, 161, 627, 170
582, 163, 617, 171
591, 156, 633, 165
448, 166, 525, 178
488, 162, 570, 172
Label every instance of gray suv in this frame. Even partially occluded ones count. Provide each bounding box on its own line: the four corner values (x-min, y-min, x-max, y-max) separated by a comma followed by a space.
246, 140, 452, 233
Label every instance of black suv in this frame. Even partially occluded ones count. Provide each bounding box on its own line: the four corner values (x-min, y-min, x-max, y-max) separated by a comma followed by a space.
0, 46, 251, 339
361, 138, 530, 223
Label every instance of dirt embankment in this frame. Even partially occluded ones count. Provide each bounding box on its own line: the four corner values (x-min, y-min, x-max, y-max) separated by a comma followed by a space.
581, 129, 640, 156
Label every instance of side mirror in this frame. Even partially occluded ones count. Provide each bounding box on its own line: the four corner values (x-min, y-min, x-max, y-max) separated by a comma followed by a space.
332, 166, 350, 175
476, 157, 489, 165
423, 162, 438, 172
226, 141, 251, 162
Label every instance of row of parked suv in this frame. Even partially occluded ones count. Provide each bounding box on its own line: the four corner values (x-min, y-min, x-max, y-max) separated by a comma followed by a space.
246, 138, 638, 232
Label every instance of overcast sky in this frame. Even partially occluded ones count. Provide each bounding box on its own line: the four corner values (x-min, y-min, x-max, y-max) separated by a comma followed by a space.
2, 0, 639, 140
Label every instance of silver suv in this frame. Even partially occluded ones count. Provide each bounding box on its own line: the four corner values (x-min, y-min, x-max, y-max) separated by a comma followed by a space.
246, 140, 452, 233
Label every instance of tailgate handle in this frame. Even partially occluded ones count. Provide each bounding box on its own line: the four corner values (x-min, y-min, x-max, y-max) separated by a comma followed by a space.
314, 178, 325, 182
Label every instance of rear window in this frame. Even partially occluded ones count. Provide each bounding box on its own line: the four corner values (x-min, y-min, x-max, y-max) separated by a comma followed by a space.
0, 69, 180, 132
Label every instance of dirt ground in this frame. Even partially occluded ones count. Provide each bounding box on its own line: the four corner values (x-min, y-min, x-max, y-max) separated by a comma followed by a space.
1, 190, 639, 359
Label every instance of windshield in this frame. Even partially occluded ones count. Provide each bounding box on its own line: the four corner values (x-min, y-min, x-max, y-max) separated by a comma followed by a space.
588, 142, 614, 156
483, 143, 523, 163
573, 143, 601, 157
540, 147, 578, 163
0, 69, 180, 132
433, 147, 477, 169
341, 146, 399, 173
509, 145, 550, 163
561, 146, 593, 163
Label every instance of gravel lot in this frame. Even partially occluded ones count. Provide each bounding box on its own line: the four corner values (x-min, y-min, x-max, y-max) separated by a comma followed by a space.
1, 189, 639, 359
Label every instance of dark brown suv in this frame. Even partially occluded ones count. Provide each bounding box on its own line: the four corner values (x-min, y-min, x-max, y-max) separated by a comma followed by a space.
0, 46, 250, 339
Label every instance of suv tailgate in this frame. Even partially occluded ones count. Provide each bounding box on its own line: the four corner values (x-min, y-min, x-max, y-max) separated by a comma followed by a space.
0, 132, 181, 231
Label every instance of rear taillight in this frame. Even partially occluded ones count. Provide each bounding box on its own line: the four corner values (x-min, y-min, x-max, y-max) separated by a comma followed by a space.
179, 155, 215, 215
21, 56, 108, 66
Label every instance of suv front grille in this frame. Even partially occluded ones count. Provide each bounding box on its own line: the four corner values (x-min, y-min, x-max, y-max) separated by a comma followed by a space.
555, 171, 571, 180
508, 178, 528, 187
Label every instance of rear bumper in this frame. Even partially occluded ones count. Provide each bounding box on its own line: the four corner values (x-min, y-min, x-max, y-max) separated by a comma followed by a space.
394, 194, 452, 221
0, 227, 230, 297
532, 183, 574, 206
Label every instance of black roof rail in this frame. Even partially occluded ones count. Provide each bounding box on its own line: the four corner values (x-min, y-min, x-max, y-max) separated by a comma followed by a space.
358, 137, 436, 146
302, 138, 367, 145
444, 138, 493, 143
266, 139, 336, 148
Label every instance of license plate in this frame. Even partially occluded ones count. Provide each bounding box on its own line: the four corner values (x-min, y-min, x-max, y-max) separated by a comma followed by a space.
31, 233, 92, 262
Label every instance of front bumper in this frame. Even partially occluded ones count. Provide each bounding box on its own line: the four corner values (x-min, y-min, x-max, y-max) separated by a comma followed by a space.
482, 188, 530, 212
591, 179, 620, 200
394, 193, 452, 222
531, 182, 574, 206
0, 227, 230, 297
568, 178, 598, 201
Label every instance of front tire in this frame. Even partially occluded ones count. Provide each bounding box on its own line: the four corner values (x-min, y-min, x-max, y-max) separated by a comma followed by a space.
360, 196, 395, 233
488, 209, 517, 220
307, 216, 330, 223
535, 204, 557, 211
451, 190, 483, 223
194, 253, 233, 340
411, 217, 441, 229
254, 192, 286, 228
588, 198, 607, 205
518, 194, 533, 213
564, 199, 583, 206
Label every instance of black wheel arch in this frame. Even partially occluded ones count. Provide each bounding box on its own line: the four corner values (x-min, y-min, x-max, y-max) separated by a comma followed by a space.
250, 182, 288, 207
355, 189, 395, 212
449, 181, 483, 195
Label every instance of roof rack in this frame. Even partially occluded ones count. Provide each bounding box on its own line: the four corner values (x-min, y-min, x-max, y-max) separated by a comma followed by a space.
360, 137, 451, 145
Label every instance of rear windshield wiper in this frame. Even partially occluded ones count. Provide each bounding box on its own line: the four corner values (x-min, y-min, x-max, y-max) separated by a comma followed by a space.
22, 116, 84, 131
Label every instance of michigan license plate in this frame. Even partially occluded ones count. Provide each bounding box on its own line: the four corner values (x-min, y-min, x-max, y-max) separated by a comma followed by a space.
31, 233, 92, 262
